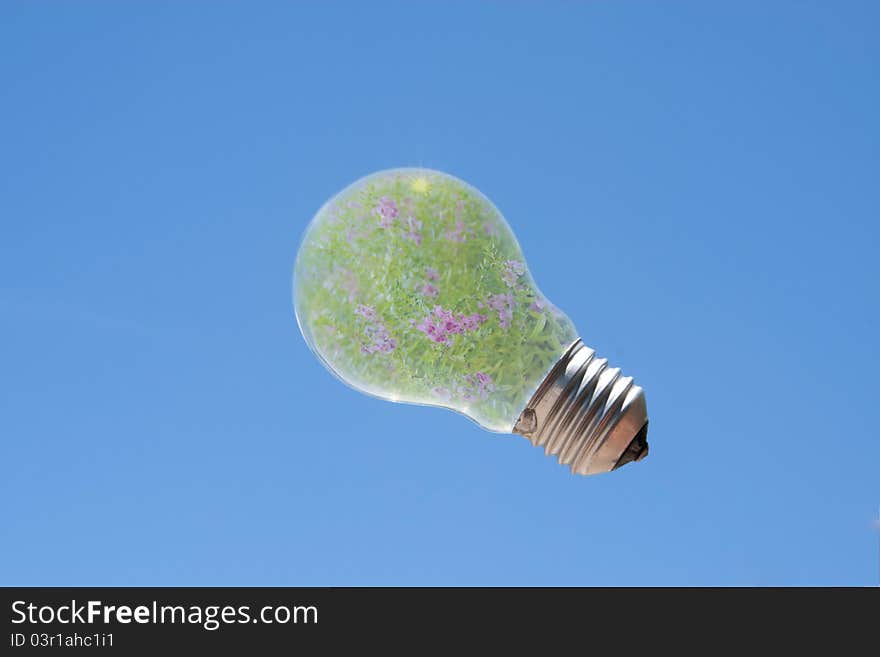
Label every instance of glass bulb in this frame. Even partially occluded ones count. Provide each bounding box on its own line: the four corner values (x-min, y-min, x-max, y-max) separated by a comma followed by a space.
293, 168, 649, 475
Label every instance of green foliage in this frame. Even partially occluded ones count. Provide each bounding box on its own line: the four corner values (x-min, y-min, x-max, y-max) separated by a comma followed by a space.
294, 169, 577, 432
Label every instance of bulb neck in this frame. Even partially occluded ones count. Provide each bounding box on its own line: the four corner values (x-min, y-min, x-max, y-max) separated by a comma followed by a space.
513, 339, 649, 476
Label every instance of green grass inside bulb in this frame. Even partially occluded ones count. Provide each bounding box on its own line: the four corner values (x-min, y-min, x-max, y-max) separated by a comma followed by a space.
294, 168, 577, 432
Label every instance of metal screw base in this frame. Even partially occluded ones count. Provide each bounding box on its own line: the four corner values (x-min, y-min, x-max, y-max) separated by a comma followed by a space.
513, 339, 649, 476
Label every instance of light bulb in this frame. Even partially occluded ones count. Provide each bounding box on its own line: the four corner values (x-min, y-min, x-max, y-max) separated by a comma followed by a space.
293, 168, 649, 475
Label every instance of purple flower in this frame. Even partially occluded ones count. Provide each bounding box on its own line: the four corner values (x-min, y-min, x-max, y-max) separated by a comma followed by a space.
436, 372, 496, 404
403, 215, 423, 245
474, 372, 495, 399
446, 320, 463, 334
414, 305, 486, 344
487, 293, 515, 329
425, 267, 439, 281
457, 372, 495, 401
502, 260, 525, 288
434, 305, 455, 323
432, 387, 452, 401
373, 196, 399, 228
489, 295, 509, 310
455, 384, 475, 401
530, 298, 546, 312
415, 316, 448, 343
356, 307, 396, 355
355, 304, 376, 321
444, 220, 469, 243
420, 282, 439, 297
431, 306, 462, 334
361, 322, 396, 354
460, 312, 487, 332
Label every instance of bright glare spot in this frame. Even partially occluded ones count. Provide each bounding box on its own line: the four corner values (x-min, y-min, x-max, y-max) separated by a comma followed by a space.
411, 177, 429, 194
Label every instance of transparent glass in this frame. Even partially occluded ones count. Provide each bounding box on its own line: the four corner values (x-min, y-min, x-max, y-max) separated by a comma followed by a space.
293, 168, 578, 432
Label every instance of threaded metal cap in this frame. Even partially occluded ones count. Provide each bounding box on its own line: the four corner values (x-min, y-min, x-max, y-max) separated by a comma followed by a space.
513, 339, 649, 476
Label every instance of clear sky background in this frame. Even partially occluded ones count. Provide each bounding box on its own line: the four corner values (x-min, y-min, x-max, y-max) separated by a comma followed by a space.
2, 2, 878, 586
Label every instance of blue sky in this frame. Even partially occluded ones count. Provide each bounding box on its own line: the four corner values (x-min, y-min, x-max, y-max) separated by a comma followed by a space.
1, 2, 877, 586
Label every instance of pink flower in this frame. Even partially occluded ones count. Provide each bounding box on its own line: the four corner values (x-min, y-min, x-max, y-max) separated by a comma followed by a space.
373, 196, 399, 228
444, 220, 469, 243
487, 294, 511, 311
415, 316, 448, 344
434, 305, 454, 323
455, 385, 474, 401
460, 313, 487, 332
357, 306, 396, 355
502, 260, 525, 288
421, 282, 439, 297
403, 215, 422, 245
457, 372, 495, 400
446, 320, 463, 334
355, 304, 376, 321
432, 387, 452, 401
425, 267, 439, 281
361, 322, 396, 354
487, 293, 515, 329
414, 305, 486, 344
474, 372, 495, 399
